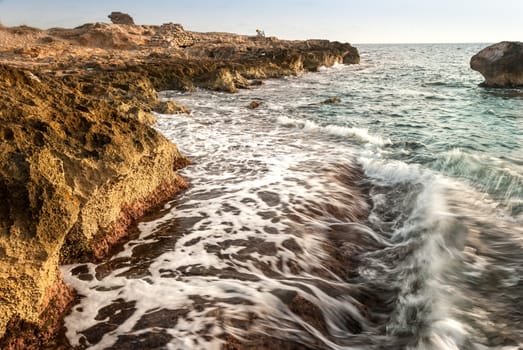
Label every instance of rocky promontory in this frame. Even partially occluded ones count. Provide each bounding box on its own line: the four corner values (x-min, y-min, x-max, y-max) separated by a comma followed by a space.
0, 19, 359, 348
470, 41, 523, 87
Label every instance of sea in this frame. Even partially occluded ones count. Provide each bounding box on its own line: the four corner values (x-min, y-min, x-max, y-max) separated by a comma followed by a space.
61, 44, 523, 350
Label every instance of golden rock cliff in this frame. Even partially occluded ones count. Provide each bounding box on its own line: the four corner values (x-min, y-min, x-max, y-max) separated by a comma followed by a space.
0, 65, 188, 347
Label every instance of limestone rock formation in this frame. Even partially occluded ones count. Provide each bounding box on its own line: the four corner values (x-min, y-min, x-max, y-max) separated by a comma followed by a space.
150, 23, 196, 48
470, 41, 523, 87
108, 11, 135, 25
0, 65, 188, 348
48, 22, 152, 49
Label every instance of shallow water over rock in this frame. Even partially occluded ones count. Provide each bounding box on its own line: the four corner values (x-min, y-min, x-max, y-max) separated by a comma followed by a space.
62, 44, 523, 349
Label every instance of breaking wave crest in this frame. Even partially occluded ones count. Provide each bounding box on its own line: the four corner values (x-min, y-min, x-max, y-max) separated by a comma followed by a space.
277, 116, 392, 147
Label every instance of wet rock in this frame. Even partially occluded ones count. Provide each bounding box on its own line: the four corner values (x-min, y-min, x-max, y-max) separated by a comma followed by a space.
150, 23, 196, 49
108, 11, 135, 25
247, 101, 261, 109
0, 273, 74, 350
154, 101, 190, 114
132, 309, 189, 331
221, 293, 330, 350
323, 96, 341, 104
470, 41, 523, 87
111, 330, 174, 350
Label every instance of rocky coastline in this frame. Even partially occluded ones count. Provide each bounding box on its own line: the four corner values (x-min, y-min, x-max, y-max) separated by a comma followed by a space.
0, 19, 359, 349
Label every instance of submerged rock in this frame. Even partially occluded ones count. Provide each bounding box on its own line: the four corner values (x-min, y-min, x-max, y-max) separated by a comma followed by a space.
247, 101, 261, 109
470, 41, 523, 87
323, 96, 341, 104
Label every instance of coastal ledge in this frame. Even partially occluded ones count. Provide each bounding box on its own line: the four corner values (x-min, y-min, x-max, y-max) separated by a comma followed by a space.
0, 21, 359, 348
0, 63, 190, 349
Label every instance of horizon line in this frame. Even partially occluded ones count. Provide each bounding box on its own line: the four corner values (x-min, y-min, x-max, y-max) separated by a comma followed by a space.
0, 22, 505, 46
352, 41, 495, 45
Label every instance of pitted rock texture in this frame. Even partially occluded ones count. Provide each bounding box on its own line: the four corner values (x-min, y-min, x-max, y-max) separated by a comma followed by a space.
150, 23, 197, 48
470, 41, 523, 87
0, 64, 188, 347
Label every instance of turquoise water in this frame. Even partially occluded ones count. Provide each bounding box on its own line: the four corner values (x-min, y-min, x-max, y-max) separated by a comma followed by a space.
314, 43, 522, 215
62, 44, 523, 349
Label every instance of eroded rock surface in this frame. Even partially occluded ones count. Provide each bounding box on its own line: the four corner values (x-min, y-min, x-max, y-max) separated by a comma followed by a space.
470, 41, 523, 87
0, 64, 189, 348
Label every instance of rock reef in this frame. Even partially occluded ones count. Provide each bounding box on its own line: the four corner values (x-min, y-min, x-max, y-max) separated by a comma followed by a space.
0, 19, 359, 348
470, 41, 523, 88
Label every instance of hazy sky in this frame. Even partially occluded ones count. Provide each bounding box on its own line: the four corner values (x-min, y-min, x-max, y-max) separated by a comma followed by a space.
0, 0, 522, 43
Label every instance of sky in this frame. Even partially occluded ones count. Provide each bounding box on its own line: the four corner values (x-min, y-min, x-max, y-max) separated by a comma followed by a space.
0, 0, 522, 44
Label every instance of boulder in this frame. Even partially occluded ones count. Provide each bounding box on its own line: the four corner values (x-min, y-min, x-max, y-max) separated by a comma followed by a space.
154, 101, 190, 114
323, 96, 341, 104
470, 41, 523, 87
247, 101, 261, 109
149, 23, 196, 48
108, 11, 135, 25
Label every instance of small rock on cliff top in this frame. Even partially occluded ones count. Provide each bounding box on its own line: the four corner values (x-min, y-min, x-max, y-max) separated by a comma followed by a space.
108, 11, 135, 25
470, 41, 523, 88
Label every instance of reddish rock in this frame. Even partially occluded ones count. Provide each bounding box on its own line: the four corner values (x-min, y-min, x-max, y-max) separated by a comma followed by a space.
248, 101, 261, 109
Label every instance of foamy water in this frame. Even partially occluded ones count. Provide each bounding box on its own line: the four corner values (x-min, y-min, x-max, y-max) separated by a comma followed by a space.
62, 44, 523, 349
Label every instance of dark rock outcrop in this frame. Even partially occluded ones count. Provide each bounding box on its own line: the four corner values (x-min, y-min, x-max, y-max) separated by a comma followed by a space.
470, 41, 523, 87
323, 96, 341, 104
108, 11, 135, 25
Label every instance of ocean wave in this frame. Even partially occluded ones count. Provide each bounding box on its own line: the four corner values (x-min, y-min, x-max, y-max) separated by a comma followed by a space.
359, 157, 425, 185
277, 115, 392, 146
431, 148, 523, 212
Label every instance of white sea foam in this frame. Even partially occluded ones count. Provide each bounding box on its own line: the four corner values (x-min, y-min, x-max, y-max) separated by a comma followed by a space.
318, 61, 344, 72
359, 157, 424, 185
62, 88, 373, 349
276, 115, 392, 146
